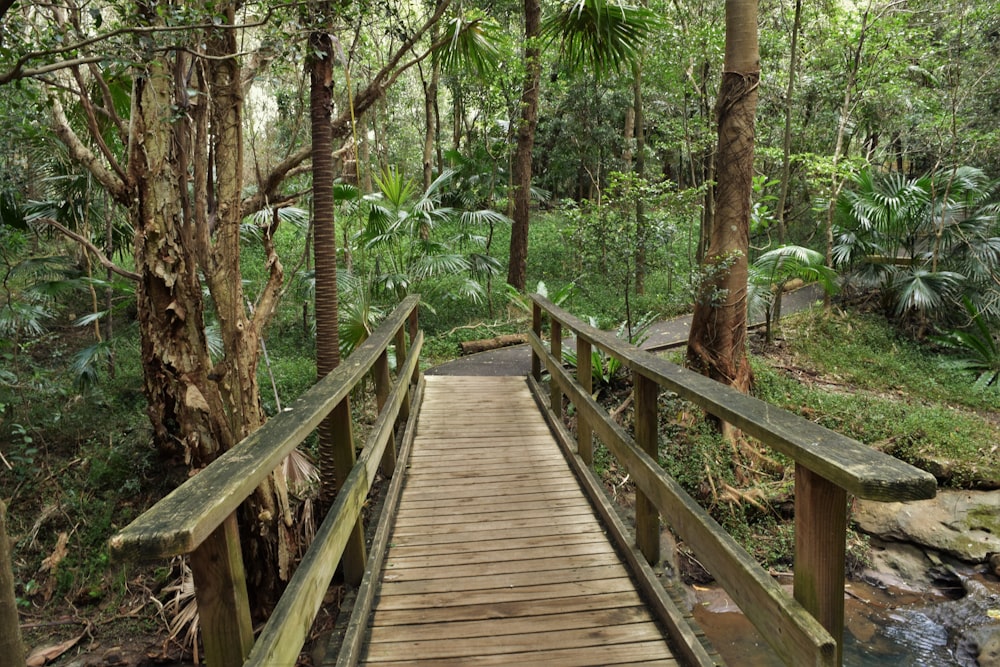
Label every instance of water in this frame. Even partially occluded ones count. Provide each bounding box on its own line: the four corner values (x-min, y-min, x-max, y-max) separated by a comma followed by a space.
690, 575, 998, 666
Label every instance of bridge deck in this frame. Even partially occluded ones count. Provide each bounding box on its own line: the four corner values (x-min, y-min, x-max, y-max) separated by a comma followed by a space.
360, 375, 680, 666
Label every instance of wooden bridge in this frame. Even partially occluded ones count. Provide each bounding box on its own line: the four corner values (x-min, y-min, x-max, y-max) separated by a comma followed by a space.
110, 295, 937, 667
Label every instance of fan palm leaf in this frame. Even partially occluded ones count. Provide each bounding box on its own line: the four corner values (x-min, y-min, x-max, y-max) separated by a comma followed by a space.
542, 0, 658, 74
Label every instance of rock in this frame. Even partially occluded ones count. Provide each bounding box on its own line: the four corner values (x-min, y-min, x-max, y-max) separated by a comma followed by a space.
990, 553, 1000, 577
979, 629, 1000, 667
862, 538, 936, 590
853, 489, 1000, 563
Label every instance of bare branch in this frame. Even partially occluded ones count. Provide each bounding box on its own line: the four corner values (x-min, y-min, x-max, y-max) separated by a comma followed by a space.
36, 217, 140, 282
48, 92, 131, 203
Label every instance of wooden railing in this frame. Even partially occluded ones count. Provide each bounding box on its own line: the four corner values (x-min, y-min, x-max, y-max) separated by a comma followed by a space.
109, 296, 422, 667
529, 294, 937, 667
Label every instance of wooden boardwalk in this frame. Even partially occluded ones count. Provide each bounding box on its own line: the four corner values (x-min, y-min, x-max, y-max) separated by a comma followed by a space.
360, 375, 680, 666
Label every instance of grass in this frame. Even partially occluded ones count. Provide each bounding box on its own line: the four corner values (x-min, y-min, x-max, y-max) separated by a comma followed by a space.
753, 308, 1000, 488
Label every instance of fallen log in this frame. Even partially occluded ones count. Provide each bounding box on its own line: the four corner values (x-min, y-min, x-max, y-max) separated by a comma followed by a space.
460, 334, 529, 355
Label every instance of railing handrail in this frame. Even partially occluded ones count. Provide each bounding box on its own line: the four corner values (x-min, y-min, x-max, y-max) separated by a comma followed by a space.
532, 295, 936, 501
109, 295, 423, 667
529, 294, 936, 667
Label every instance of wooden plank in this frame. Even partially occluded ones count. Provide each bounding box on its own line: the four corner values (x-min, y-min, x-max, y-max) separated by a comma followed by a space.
110, 296, 420, 561
367, 623, 667, 661
384, 540, 615, 569
378, 564, 630, 596
388, 518, 601, 546
367, 606, 654, 642
365, 641, 679, 667
188, 513, 254, 667
374, 577, 636, 611
795, 463, 848, 666
532, 294, 937, 502
634, 371, 660, 565
385, 530, 608, 559
371, 590, 646, 626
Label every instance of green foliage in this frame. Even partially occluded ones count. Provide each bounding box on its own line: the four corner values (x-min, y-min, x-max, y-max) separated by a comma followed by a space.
835, 166, 1000, 326
932, 296, 1000, 390
542, 0, 660, 75
748, 245, 838, 323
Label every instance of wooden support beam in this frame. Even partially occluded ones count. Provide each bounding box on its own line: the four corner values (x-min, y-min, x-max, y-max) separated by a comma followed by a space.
394, 328, 411, 424
634, 372, 660, 565
330, 397, 366, 587
374, 350, 397, 477
576, 337, 593, 466
531, 302, 542, 381
550, 320, 562, 419
794, 463, 848, 666
187, 513, 254, 667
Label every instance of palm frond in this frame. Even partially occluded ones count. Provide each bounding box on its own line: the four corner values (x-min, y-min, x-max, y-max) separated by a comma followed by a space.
543, 0, 659, 74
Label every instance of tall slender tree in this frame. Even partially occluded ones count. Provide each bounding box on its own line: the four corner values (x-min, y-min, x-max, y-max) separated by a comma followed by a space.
686, 0, 759, 394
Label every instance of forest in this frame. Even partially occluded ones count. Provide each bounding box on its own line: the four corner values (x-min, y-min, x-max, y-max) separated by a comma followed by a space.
1, 0, 998, 664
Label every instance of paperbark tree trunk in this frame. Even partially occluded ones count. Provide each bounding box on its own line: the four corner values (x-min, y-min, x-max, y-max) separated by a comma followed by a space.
686, 0, 759, 395
0, 501, 25, 667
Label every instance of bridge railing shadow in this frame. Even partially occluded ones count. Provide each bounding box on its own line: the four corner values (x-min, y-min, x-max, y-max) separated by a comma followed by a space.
109, 296, 422, 667
530, 294, 937, 667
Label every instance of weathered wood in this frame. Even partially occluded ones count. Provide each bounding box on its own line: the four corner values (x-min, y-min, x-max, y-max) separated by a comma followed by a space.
373, 350, 396, 477
0, 501, 26, 667
329, 397, 366, 587
795, 463, 848, 666
334, 376, 425, 667
634, 371, 660, 565
531, 301, 542, 380
529, 375, 721, 667
458, 333, 528, 354
358, 376, 682, 666
550, 320, 563, 419
110, 296, 421, 562
187, 513, 254, 667
531, 294, 937, 503
249, 335, 423, 667
577, 336, 593, 465
533, 336, 836, 666
393, 328, 410, 424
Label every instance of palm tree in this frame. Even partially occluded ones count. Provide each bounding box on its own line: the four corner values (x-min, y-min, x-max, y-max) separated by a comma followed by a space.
748, 245, 838, 343
506, 0, 657, 291
834, 166, 1000, 328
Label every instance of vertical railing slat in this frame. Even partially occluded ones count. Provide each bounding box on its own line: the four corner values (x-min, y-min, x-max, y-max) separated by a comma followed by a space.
188, 513, 254, 667
576, 337, 593, 465
794, 463, 847, 666
634, 371, 660, 565
550, 320, 563, 419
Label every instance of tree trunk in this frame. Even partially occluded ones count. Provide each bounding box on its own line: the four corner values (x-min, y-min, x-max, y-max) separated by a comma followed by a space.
686, 0, 759, 395
0, 501, 25, 667
506, 0, 542, 291
633, 60, 647, 295
130, 4, 288, 615
775, 0, 802, 246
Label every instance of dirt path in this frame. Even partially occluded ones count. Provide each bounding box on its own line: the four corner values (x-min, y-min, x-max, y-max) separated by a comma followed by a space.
428, 284, 825, 377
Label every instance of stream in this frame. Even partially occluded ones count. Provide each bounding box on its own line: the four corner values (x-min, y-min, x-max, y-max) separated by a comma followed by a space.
690, 568, 1000, 666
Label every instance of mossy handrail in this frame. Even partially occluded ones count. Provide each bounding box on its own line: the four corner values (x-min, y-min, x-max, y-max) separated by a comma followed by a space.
529, 294, 936, 667
109, 295, 422, 667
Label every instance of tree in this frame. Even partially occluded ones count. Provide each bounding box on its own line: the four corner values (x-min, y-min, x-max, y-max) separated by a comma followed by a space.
686, 0, 759, 394
506, 0, 542, 291
0, 501, 25, 667
0, 0, 462, 613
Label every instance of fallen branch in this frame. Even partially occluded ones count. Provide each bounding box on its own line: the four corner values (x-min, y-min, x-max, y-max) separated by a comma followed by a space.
459, 334, 528, 355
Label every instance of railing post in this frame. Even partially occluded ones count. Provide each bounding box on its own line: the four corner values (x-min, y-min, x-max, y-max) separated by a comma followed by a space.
394, 327, 411, 424
634, 372, 660, 565
794, 463, 847, 666
331, 397, 366, 586
577, 337, 593, 465
408, 307, 420, 385
187, 513, 254, 667
374, 349, 397, 476
531, 301, 542, 381
550, 319, 563, 419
